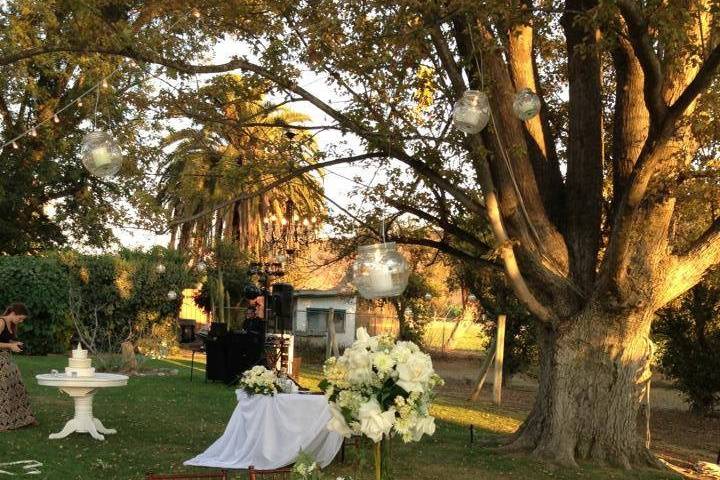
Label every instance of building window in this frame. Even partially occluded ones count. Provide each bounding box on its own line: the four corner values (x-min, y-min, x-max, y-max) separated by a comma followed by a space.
305, 308, 346, 334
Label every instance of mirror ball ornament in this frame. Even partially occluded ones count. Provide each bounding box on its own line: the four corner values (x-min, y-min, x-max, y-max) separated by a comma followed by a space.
167, 290, 178, 301
195, 261, 207, 273
80, 131, 123, 177
352, 242, 410, 299
452, 90, 490, 134
155, 264, 166, 274
512, 88, 541, 121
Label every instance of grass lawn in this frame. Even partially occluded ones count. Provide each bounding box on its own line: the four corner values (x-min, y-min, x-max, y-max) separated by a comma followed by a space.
0, 355, 679, 480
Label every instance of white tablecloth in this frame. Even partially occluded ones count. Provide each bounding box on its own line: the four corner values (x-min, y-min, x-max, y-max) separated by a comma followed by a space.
184, 391, 343, 470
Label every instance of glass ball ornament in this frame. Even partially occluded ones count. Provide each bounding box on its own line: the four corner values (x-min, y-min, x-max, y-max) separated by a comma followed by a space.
167, 290, 178, 301
155, 264, 166, 274
195, 261, 207, 273
452, 90, 490, 134
352, 242, 410, 299
512, 88, 541, 121
80, 131, 123, 177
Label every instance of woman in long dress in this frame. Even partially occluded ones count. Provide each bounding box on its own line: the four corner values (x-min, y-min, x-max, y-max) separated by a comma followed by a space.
0, 302, 37, 430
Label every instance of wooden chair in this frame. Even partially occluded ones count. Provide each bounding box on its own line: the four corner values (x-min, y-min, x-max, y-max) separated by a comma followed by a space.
247, 466, 292, 479
146, 471, 228, 479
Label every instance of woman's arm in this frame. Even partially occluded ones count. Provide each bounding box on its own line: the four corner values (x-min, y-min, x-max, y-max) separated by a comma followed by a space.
0, 342, 21, 352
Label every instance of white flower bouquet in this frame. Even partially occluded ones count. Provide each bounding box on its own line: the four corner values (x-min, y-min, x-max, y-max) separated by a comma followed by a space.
238, 365, 280, 396
320, 328, 443, 479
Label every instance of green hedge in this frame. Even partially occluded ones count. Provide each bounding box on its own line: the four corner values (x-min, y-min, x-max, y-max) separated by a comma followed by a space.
0, 254, 72, 355
0, 248, 197, 355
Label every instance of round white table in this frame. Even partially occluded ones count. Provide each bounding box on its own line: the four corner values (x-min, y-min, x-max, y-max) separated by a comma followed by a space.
36, 373, 128, 441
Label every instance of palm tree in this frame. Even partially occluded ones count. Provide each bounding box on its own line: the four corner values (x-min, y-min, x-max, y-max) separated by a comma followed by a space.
159, 75, 325, 260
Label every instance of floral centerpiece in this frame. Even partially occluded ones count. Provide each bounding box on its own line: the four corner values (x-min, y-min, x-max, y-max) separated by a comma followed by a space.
238, 365, 280, 396
320, 328, 443, 480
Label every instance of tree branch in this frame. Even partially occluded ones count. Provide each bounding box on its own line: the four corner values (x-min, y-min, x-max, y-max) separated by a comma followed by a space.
659, 217, 720, 306
385, 197, 492, 252
390, 235, 502, 272
666, 42, 720, 126
616, 0, 666, 129
561, 0, 604, 290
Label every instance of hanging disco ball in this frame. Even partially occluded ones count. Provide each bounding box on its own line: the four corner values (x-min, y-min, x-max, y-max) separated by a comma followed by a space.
352, 242, 410, 299
80, 131, 123, 177
167, 290, 178, 301
452, 90, 490, 134
155, 264, 166, 274
512, 88, 541, 121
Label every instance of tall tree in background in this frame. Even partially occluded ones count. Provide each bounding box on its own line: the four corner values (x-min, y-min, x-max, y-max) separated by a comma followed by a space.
159, 75, 325, 260
3, 0, 720, 467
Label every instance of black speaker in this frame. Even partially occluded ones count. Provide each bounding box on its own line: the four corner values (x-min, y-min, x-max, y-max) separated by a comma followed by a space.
271, 283, 294, 332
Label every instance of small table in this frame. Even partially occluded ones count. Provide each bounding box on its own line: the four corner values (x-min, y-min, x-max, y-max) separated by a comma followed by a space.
36, 373, 128, 441
184, 391, 343, 470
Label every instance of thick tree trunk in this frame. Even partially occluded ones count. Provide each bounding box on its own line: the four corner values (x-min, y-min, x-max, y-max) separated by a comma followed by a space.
507, 305, 657, 468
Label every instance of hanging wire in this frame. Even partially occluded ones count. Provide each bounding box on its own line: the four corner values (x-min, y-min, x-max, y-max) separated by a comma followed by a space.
465, 14, 484, 91
93, 81, 101, 130
0, 64, 124, 151
0, 8, 201, 152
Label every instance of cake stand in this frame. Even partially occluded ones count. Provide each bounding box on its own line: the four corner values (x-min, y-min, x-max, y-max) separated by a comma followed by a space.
36, 373, 128, 441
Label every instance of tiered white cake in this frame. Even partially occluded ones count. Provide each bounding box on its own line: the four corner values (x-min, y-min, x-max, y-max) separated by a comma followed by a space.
65, 344, 95, 377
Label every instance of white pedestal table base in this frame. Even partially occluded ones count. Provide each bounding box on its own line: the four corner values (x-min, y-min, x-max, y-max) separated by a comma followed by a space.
48, 391, 117, 441
36, 373, 128, 441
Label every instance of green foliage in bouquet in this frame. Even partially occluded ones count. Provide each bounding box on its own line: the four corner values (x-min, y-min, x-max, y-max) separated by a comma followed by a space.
291, 452, 352, 480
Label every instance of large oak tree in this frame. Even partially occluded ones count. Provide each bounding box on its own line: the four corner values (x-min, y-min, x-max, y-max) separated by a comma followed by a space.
2, 0, 720, 468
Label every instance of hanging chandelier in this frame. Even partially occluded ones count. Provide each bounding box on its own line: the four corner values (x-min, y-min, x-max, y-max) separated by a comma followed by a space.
80, 131, 123, 177
352, 242, 410, 299
262, 201, 319, 260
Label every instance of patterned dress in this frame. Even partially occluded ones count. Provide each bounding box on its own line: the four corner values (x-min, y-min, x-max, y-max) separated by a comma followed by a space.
0, 322, 36, 431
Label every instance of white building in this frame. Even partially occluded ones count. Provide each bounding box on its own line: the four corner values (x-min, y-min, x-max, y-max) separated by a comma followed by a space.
293, 289, 358, 347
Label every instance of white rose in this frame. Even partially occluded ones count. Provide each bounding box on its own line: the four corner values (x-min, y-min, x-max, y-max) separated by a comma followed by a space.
411, 415, 436, 441
346, 348, 374, 384
355, 327, 379, 351
358, 398, 395, 443
327, 404, 353, 438
396, 353, 433, 393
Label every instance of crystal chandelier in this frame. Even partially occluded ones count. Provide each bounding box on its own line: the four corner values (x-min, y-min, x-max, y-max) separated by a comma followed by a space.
262, 201, 319, 260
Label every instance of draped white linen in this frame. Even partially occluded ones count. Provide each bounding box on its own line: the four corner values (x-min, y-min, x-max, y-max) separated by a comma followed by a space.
184, 391, 343, 470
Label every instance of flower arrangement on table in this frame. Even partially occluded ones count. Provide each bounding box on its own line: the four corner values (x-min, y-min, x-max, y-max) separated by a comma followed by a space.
319, 328, 443, 479
238, 365, 280, 396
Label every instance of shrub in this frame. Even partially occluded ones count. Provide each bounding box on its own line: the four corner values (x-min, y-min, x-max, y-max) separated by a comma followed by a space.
0, 248, 198, 356
65, 247, 197, 355
655, 275, 720, 415
0, 254, 73, 354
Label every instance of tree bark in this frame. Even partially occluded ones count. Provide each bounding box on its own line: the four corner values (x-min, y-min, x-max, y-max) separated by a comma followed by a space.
505, 305, 657, 468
